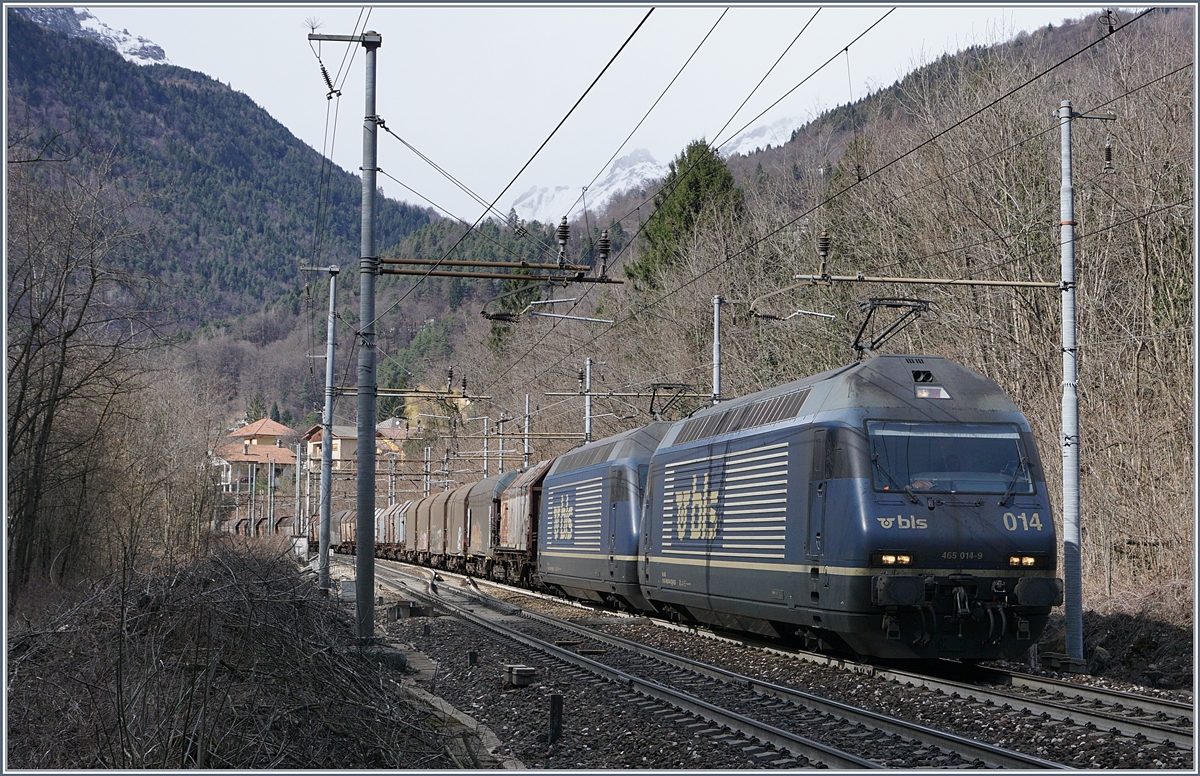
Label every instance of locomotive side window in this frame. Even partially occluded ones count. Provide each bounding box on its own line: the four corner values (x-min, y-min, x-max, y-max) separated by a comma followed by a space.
609, 470, 633, 503
867, 422, 1033, 495
811, 429, 830, 481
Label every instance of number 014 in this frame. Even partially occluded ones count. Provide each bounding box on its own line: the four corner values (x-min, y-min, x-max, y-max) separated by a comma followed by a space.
1003, 512, 1043, 531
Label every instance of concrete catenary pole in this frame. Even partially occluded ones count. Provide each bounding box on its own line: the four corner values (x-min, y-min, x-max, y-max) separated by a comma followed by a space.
355, 31, 382, 642
523, 394, 531, 469
294, 439, 301, 540
1057, 99, 1114, 663
498, 416, 506, 473
584, 358, 593, 444
319, 267, 338, 592
1058, 100, 1082, 662
712, 294, 723, 405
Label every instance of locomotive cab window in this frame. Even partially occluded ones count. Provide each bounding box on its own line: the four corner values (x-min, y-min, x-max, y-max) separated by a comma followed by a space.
867, 421, 1033, 496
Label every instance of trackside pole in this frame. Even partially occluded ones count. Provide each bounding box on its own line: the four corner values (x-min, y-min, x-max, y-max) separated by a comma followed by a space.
309, 27, 382, 641
355, 33, 381, 643
1058, 99, 1114, 663
712, 294, 723, 405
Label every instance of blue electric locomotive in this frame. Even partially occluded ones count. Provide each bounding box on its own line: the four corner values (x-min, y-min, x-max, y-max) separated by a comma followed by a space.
640, 354, 1062, 660
354, 352, 1061, 661
537, 422, 671, 610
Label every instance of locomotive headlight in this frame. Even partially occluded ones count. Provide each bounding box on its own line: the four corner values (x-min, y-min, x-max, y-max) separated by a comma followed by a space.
1009, 555, 1047, 568
872, 553, 913, 566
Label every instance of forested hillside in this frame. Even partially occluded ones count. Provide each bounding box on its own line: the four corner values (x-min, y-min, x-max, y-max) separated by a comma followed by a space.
6, 10, 432, 322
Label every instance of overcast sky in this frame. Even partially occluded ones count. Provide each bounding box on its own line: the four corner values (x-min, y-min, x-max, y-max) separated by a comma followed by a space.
92, 3, 1097, 222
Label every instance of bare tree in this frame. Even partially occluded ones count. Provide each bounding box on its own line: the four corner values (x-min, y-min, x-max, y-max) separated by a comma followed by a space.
6, 151, 152, 595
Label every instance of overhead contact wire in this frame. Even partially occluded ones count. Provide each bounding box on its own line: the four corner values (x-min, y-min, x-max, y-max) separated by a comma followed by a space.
484, 6, 849, 393
513, 8, 1161, 388
368, 7, 655, 329
561, 6, 730, 222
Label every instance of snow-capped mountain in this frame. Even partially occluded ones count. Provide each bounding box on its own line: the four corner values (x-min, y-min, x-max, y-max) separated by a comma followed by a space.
511, 148, 667, 225
509, 117, 805, 226
719, 114, 805, 158
12, 7, 169, 66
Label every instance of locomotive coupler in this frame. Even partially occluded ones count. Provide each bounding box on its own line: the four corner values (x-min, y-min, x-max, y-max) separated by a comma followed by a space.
952, 586, 971, 618
882, 611, 901, 640
1016, 616, 1031, 641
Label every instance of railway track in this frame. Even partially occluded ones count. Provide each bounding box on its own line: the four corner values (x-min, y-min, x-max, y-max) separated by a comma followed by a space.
872, 662, 1193, 749
371, 560, 1065, 769
473, 572, 1192, 751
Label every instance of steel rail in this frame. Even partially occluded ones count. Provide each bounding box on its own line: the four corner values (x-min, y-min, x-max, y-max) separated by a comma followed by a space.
474, 586, 1065, 770
374, 567, 879, 770
660, 619, 1193, 750
870, 664, 1194, 749
997, 669, 1193, 722
373, 560, 1190, 753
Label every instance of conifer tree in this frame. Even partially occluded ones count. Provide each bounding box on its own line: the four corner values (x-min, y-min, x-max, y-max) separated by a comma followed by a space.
625, 140, 743, 289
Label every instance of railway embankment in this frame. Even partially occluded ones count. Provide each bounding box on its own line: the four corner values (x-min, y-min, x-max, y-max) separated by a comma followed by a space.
6, 542, 452, 769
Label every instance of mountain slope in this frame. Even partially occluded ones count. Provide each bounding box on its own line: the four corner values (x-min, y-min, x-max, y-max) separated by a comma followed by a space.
6, 10, 434, 323
11, 6, 170, 66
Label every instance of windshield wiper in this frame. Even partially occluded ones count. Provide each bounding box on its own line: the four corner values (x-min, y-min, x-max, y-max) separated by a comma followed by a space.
872, 453, 919, 504
998, 456, 1030, 506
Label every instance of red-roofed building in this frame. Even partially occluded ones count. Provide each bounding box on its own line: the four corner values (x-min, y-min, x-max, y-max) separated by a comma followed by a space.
212, 417, 299, 536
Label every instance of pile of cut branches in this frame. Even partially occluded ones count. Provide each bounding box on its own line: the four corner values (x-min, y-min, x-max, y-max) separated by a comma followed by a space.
7, 541, 450, 769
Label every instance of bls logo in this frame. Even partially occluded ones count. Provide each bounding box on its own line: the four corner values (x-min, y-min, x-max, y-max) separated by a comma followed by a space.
674, 473, 718, 540
551, 494, 574, 540
877, 515, 928, 530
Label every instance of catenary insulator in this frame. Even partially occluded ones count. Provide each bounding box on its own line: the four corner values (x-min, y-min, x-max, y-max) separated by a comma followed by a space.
597, 230, 611, 276
556, 217, 569, 268
556, 217, 569, 248
1103, 139, 1115, 173
818, 230, 830, 278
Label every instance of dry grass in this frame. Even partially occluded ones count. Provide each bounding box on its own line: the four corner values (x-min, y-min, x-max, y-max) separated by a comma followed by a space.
7, 540, 451, 769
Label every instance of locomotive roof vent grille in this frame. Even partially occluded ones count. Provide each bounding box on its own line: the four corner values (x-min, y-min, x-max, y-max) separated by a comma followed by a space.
905, 357, 926, 364
558, 441, 616, 472
675, 387, 811, 445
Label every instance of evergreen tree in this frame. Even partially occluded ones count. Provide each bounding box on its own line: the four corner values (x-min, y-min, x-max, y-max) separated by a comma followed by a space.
246, 391, 266, 423
269, 401, 280, 423
625, 140, 743, 289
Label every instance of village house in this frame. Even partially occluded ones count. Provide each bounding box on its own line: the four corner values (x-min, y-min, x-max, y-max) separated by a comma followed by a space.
212, 417, 299, 535
301, 417, 414, 472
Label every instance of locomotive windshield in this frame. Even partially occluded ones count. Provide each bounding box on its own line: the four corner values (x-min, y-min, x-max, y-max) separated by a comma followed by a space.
867, 421, 1033, 496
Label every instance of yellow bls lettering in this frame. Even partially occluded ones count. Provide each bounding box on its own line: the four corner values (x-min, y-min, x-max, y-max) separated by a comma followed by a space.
551, 494, 574, 540
674, 473, 718, 540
